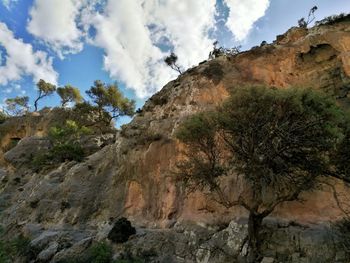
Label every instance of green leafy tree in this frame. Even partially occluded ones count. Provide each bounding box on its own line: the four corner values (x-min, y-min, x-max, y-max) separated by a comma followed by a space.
0, 111, 8, 124
86, 80, 135, 125
164, 52, 182, 74
5, 96, 29, 116
176, 86, 345, 262
57, 85, 83, 107
34, 79, 56, 111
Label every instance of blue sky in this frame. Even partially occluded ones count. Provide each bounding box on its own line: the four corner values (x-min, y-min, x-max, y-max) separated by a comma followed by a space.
0, 0, 349, 126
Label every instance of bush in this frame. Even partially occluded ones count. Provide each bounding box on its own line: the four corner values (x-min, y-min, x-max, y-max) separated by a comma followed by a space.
149, 94, 168, 106
114, 258, 143, 263
87, 242, 113, 263
332, 217, 350, 256
108, 218, 136, 243
31, 120, 91, 169
2, 138, 20, 153
31, 153, 51, 170
0, 238, 10, 263
202, 62, 224, 84
48, 120, 90, 163
0, 111, 8, 124
315, 13, 350, 26
50, 143, 84, 162
0, 232, 33, 262
59, 242, 113, 263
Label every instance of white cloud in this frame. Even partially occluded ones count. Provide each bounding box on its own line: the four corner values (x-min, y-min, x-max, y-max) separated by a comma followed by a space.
0, 22, 58, 86
83, 0, 216, 97
144, 0, 217, 68
1, 83, 26, 95
1, 0, 17, 10
27, 0, 88, 58
24, 0, 269, 98
85, 1, 169, 97
224, 0, 270, 41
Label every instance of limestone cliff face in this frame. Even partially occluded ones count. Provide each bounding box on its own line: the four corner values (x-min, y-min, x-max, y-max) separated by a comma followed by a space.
1, 21, 350, 231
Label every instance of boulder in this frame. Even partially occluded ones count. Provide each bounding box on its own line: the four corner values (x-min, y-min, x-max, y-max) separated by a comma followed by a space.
4, 136, 50, 165
108, 217, 136, 243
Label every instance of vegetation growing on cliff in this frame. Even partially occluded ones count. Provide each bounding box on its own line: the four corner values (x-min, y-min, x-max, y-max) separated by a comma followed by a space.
32, 120, 91, 168
2, 79, 135, 129
86, 80, 135, 125
298, 6, 318, 28
0, 111, 7, 124
57, 85, 83, 107
34, 79, 57, 112
176, 86, 347, 262
315, 13, 350, 26
164, 52, 182, 74
0, 227, 33, 263
333, 217, 350, 257
4, 96, 29, 116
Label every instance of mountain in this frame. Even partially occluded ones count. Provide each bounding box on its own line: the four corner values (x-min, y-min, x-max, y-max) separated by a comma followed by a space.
0, 16, 350, 262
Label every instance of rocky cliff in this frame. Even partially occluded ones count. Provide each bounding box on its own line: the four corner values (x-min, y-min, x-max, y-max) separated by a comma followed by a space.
1, 19, 350, 262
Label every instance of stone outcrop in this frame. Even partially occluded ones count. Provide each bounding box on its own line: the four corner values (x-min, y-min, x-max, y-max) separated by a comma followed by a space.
0, 19, 350, 262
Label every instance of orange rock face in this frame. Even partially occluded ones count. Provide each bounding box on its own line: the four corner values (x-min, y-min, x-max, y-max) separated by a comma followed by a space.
1, 21, 350, 229
121, 21, 350, 226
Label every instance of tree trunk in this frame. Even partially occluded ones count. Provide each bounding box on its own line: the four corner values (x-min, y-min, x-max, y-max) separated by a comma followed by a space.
34, 90, 43, 112
247, 212, 263, 263
34, 98, 39, 112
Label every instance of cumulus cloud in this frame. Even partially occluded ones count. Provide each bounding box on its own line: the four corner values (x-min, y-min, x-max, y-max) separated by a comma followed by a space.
84, 0, 216, 97
224, 0, 270, 41
84, 0, 171, 97
1, 83, 25, 94
0, 22, 58, 86
27, 0, 87, 58
24, 0, 270, 98
1, 0, 17, 10
144, 0, 217, 68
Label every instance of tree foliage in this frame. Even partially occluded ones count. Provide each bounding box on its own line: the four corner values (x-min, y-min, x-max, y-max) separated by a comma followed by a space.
86, 80, 135, 125
315, 13, 350, 26
48, 119, 91, 145
71, 101, 111, 131
0, 111, 8, 124
332, 116, 350, 181
209, 41, 241, 59
34, 79, 56, 111
33, 120, 91, 167
4, 96, 29, 116
332, 217, 350, 257
57, 85, 83, 107
176, 86, 345, 262
0, 227, 33, 263
164, 52, 182, 74
298, 6, 318, 28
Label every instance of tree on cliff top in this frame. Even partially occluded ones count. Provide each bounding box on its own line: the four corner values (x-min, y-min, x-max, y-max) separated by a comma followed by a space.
164, 52, 182, 74
86, 80, 135, 125
4, 96, 29, 116
298, 6, 318, 28
34, 79, 56, 111
176, 86, 345, 262
57, 85, 83, 107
